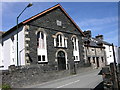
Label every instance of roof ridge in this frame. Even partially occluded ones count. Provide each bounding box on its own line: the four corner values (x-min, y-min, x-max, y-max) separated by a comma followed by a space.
3, 4, 85, 37
22, 4, 61, 24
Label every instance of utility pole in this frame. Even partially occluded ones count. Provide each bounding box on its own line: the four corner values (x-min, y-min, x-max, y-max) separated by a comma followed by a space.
112, 43, 119, 89
16, 3, 33, 66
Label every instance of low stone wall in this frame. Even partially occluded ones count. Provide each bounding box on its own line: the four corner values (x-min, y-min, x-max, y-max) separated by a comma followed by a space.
1, 65, 70, 88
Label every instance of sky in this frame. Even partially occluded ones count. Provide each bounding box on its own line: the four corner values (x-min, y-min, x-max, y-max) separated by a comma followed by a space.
1, 2, 119, 46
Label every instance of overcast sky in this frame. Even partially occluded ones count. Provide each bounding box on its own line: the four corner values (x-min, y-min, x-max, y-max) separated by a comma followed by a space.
1, 2, 119, 46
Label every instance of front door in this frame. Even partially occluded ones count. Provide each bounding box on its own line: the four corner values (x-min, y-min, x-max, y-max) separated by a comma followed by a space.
57, 51, 66, 70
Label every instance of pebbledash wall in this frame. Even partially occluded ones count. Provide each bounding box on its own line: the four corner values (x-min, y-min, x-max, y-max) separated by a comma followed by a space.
25, 7, 85, 68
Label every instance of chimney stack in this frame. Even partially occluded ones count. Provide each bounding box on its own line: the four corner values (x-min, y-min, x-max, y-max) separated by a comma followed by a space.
95, 34, 103, 40
83, 30, 91, 38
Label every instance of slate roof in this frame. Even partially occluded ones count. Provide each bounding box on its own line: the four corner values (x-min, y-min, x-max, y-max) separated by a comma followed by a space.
83, 37, 105, 48
2, 4, 85, 37
92, 38, 112, 46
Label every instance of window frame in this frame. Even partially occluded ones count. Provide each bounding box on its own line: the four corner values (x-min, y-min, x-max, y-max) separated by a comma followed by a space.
37, 31, 45, 49
38, 55, 46, 62
54, 32, 67, 48
71, 35, 80, 61
36, 30, 48, 63
72, 37, 78, 51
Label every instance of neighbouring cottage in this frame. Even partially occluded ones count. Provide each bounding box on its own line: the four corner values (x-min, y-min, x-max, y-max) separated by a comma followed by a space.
83, 30, 107, 69
1, 4, 85, 70
94, 35, 115, 65
83, 30, 119, 69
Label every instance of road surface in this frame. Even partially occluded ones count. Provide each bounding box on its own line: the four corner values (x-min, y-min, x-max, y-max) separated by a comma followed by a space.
25, 68, 103, 89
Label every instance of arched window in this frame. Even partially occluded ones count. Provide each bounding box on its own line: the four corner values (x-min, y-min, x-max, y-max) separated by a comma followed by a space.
71, 36, 80, 61
72, 37, 78, 51
54, 32, 67, 48
56, 34, 62, 47
37, 31, 44, 49
37, 30, 47, 63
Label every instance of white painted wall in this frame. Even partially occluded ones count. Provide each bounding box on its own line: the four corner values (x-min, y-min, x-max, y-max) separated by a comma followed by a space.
118, 47, 120, 64
0, 40, 2, 66
0, 37, 4, 69
114, 46, 119, 64
103, 44, 114, 65
1, 26, 25, 70
18, 26, 25, 66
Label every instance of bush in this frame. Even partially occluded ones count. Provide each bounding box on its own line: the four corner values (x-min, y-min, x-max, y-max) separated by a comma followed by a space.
1, 84, 11, 90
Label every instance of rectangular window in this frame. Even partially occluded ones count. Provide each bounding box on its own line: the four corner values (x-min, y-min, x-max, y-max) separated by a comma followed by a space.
76, 56, 78, 60
38, 55, 46, 62
56, 20, 62, 26
74, 56, 75, 60
42, 55, 45, 61
38, 55, 41, 61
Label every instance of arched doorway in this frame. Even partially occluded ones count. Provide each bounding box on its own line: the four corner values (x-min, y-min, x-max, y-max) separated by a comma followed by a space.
57, 51, 66, 70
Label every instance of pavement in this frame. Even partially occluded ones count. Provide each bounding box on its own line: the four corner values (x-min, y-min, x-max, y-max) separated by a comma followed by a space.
24, 68, 103, 89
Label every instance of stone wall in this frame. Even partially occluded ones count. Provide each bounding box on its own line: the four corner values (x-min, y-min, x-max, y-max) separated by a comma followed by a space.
25, 7, 84, 68
1, 65, 70, 88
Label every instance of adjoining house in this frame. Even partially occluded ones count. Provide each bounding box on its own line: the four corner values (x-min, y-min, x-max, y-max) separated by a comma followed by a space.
83, 30, 107, 69
1, 4, 85, 70
94, 35, 115, 65
0, 31, 4, 68
83, 30, 119, 68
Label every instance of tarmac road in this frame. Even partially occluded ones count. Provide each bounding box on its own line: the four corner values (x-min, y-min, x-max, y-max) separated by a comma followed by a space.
25, 68, 103, 89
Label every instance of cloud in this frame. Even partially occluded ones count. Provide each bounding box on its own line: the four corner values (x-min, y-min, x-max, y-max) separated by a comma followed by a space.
0, 3, 2, 31
103, 30, 118, 45
76, 16, 118, 46
104, 29, 118, 36
78, 16, 118, 27
105, 35, 118, 45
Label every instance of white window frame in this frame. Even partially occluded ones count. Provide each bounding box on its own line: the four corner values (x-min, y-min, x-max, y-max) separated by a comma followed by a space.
38, 55, 46, 62
54, 32, 67, 48
71, 36, 80, 61
37, 31, 45, 49
56, 20, 62, 26
37, 30, 48, 63
72, 37, 78, 51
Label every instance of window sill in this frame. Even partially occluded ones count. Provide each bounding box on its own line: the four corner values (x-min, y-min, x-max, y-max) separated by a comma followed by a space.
54, 46, 67, 49
74, 60, 80, 62
38, 61, 48, 64
37, 48, 46, 50
0, 66, 4, 68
